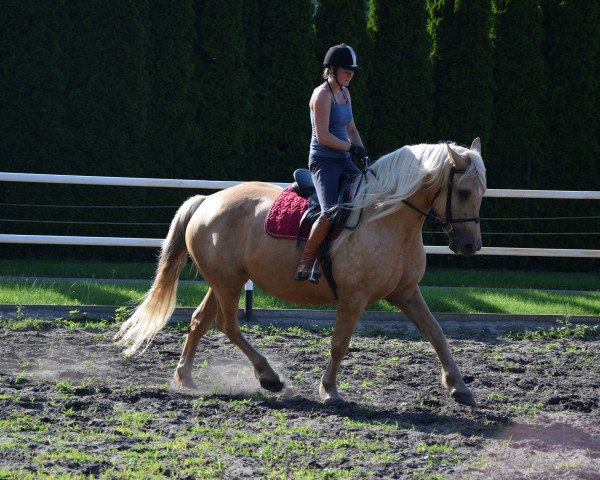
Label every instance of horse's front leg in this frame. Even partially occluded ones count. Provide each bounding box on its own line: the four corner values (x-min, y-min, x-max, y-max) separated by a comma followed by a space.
387, 287, 476, 406
320, 303, 365, 404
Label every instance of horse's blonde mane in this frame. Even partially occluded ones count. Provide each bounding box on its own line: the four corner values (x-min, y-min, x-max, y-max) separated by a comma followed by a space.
331, 141, 486, 255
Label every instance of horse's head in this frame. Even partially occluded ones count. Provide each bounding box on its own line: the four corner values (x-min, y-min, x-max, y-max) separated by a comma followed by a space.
431, 138, 487, 257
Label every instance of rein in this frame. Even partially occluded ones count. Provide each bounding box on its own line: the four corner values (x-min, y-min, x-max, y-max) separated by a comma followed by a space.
402, 167, 480, 234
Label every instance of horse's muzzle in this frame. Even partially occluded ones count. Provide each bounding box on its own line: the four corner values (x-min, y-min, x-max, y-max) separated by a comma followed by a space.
448, 235, 481, 257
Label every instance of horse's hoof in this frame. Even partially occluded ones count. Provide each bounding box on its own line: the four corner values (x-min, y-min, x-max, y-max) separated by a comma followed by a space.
451, 388, 476, 406
260, 378, 285, 392
323, 395, 346, 406
319, 384, 345, 405
172, 375, 196, 390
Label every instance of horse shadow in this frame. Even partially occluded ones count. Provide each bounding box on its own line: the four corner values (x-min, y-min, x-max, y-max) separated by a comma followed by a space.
199, 391, 510, 438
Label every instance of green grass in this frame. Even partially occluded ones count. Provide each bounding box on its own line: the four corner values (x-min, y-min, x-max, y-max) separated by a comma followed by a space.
1, 258, 598, 290
0, 258, 199, 281
0, 277, 598, 315
503, 320, 600, 340
0, 258, 598, 315
422, 269, 599, 291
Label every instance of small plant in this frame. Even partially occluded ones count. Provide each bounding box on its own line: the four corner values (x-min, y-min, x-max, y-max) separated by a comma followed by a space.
6, 317, 48, 332
118, 410, 154, 430
509, 401, 543, 416
486, 392, 513, 401
114, 306, 131, 323
504, 320, 600, 341
123, 384, 136, 395
0, 393, 20, 404
416, 441, 462, 467
360, 379, 375, 389
14, 371, 26, 384
61, 405, 77, 417
54, 380, 76, 397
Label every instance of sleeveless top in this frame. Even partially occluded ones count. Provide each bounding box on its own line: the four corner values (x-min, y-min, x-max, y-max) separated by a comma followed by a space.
309, 91, 352, 159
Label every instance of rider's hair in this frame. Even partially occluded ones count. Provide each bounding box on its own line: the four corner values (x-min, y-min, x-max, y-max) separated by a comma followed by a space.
322, 67, 335, 80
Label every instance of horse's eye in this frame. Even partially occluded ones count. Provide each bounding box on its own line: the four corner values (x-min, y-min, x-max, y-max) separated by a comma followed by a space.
458, 189, 471, 200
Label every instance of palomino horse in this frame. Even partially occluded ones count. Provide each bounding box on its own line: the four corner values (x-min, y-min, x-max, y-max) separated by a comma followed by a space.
116, 138, 486, 406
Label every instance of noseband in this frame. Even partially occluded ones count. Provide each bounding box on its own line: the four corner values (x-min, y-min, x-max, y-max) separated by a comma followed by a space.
402, 167, 480, 234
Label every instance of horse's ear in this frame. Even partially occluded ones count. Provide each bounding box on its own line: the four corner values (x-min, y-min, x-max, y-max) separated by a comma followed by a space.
446, 143, 468, 169
470, 137, 481, 154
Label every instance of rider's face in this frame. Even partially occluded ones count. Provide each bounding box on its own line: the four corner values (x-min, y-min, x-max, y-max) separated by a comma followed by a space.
336, 68, 354, 86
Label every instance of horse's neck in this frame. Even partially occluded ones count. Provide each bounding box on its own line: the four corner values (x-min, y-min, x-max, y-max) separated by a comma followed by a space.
332, 185, 432, 257
375, 188, 431, 231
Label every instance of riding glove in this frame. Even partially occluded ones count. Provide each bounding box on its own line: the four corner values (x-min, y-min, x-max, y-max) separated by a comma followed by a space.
349, 143, 368, 161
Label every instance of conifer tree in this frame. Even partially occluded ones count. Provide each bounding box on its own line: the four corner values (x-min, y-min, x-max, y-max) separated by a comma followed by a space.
484, 0, 548, 251
368, 0, 434, 155
255, 0, 316, 179
0, 1, 67, 174
240, 0, 262, 179
146, 0, 200, 179
428, 0, 493, 147
195, 0, 248, 179
542, 0, 599, 190
59, 0, 150, 249
0, 1, 68, 244
62, 0, 150, 177
489, 0, 547, 190
314, 0, 372, 141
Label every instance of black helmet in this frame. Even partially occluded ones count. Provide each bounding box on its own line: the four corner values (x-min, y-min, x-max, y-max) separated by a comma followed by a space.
323, 44, 359, 71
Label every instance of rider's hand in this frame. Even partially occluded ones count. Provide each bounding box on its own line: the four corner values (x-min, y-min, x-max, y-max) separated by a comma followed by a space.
349, 143, 368, 161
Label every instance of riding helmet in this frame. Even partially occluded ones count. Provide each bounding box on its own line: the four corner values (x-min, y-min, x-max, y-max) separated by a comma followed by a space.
323, 44, 360, 71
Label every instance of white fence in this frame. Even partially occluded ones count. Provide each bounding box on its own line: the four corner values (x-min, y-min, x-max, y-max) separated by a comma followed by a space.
1, 172, 599, 258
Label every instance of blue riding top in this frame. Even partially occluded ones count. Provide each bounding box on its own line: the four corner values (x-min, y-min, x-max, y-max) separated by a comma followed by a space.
309, 101, 352, 159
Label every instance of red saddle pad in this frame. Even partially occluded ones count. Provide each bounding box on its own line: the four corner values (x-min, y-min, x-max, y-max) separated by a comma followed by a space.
264, 186, 311, 240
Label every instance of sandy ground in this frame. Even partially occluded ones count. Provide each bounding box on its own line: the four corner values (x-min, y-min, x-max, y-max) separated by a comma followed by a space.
0, 316, 599, 479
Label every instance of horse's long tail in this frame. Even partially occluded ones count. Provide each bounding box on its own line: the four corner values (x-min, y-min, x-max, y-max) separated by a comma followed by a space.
114, 194, 206, 355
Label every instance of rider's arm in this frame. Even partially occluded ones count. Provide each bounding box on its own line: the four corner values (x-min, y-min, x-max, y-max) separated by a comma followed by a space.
347, 118, 364, 149
345, 89, 364, 149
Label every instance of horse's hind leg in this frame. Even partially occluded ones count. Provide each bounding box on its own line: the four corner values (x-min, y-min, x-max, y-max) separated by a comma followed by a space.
174, 288, 218, 388
387, 287, 475, 406
214, 288, 284, 392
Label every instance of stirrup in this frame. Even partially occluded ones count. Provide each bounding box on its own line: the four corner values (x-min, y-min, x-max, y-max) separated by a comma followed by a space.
308, 261, 321, 284
294, 259, 321, 283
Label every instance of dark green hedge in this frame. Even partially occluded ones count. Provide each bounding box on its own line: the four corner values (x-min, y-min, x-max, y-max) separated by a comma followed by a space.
1, 0, 598, 268
369, 0, 434, 153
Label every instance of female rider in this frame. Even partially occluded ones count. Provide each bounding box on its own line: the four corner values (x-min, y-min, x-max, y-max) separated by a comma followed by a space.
294, 44, 368, 283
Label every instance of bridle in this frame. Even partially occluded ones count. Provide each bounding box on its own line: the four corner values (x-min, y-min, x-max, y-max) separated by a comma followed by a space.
402, 166, 481, 235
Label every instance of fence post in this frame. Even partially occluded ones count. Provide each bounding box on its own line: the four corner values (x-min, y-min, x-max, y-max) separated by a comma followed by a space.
244, 280, 254, 320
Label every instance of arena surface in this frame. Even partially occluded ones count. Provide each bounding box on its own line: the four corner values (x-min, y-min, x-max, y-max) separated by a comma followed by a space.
1, 313, 599, 479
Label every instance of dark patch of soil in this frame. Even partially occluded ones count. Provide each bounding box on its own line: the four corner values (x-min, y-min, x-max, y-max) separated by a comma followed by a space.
1, 317, 599, 479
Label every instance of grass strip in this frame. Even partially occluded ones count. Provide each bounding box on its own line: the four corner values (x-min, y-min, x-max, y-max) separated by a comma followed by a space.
0, 258, 598, 291
1, 278, 598, 316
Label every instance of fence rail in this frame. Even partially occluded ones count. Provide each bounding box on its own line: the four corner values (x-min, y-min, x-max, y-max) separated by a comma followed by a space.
3, 171, 600, 199
1, 172, 599, 258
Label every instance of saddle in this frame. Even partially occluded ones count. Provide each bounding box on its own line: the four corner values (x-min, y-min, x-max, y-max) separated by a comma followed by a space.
265, 168, 362, 297
290, 169, 359, 242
